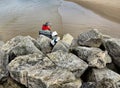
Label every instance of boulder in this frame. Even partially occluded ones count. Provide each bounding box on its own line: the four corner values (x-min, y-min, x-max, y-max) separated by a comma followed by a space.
70, 46, 111, 68
8, 53, 46, 87
28, 67, 82, 88
47, 50, 88, 78
8, 53, 82, 88
36, 35, 52, 54
81, 80, 119, 88
78, 29, 103, 47
0, 41, 4, 49
26, 36, 41, 50
1, 36, 42, 61
0, 50, 8, 82
62, 80, 82, 88
102, 34, 111, 40
88, 68, 120, 84
96, 78, 118, 88
62, 33, 73, 45
103, 38, 120, 69
0, 78, 26, 88
52, 40, 70, 52
81, 82, 96, 88
70, 39, 79, 47
88, 51, 111, 68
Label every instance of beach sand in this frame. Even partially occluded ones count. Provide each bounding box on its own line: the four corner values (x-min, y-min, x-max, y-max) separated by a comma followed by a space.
59, 1, 120, 38
0, 0, 63, 41
0, 0, 120, 41
66, 0, 120, 23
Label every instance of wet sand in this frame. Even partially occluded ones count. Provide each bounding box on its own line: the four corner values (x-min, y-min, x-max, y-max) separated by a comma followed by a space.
0, 0, 63, 41
0, 0, 120, 42
59, 1, 120, 38
66, 0, 120, 23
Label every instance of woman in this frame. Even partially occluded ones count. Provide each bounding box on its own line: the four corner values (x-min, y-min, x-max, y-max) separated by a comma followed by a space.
39, 22, 52, 38
42, 22, 51, 31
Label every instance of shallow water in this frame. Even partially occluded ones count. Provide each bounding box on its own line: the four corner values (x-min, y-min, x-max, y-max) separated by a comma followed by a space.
59, 1, 120, 38
0, 0, 120, 41
0, 0, 63, 41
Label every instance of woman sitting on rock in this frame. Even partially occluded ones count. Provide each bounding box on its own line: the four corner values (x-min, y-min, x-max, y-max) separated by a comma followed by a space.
42, 22, 51, 31
39, 22, 52, 38
39, 22, 60, 46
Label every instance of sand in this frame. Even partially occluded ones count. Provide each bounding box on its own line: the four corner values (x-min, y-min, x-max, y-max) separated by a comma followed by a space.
0, 0, 120, 42
59, 1, 120, 38
66, 0, 120, 23
0, 0, 63, 41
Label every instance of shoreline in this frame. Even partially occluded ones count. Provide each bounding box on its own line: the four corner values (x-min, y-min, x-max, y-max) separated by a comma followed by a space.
66, 0, 120, 24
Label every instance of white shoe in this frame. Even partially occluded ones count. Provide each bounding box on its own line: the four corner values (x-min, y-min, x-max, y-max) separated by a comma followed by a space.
50, 37, 60, 46
51, 40, 55, 46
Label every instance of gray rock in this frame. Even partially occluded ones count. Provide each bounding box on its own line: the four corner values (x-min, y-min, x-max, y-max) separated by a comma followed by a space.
47, 50, 88, 78
37, 35, 52, 54
62, 33, 73, 45
28, 67, 82, 88
81, 79, 118, 88
1, 36, 42, 61
62, 80, 82, 88
81, 80, 119, 88
26, 36, 41, 50
0, 41, 4, 49
102, 34, 111, 40
88, 51, 111, 68
8, 53, 82, 88
70, 39, 79, 47
70, 46, 111, 68
8, 53, 46, 87
52, 41, 70, 52
0, 78, 26, 88
96, 78, 118, 88
81, 82, 96, 88
103, 38, 120, 69
88, 68, 120, 84
0, 50, 8, 82
78, 29, 103, 47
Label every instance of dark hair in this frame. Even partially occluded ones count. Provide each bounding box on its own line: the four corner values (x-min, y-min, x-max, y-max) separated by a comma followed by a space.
44, 22, 51, 26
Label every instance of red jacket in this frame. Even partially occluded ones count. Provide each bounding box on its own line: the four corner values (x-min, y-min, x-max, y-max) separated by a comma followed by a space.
42, 25, 51, 31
